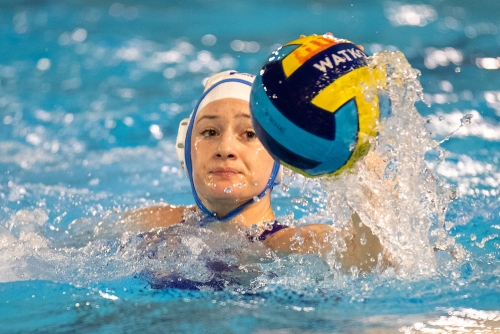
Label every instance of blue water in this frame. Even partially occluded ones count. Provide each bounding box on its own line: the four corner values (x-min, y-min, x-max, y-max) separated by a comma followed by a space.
1, 0, 500, 332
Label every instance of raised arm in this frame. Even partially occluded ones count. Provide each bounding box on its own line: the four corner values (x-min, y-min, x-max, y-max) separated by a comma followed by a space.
263, 151, 395, 273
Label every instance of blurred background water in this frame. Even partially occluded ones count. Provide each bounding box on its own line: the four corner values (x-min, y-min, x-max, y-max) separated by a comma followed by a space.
1, 0, 499, 332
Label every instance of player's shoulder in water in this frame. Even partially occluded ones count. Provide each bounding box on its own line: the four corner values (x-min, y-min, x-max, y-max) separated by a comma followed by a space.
122, 205, 195, 231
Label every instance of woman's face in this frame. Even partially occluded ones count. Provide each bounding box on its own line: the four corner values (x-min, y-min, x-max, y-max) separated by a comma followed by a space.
190, 98, 275, 209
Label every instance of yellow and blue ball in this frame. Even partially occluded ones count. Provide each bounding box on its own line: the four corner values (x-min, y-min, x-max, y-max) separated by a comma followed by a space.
250, 35, 384, 177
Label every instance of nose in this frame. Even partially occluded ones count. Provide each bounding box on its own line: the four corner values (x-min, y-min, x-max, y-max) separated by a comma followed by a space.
215, 132, 237, 159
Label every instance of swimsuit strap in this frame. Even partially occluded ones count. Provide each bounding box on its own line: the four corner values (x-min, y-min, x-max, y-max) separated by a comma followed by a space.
248, 221, 288, 242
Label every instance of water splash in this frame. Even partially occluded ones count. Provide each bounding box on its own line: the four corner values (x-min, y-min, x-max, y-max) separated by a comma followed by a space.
134, 224, 270, 290
0, 50, 465, 295
316, 51, 462, 278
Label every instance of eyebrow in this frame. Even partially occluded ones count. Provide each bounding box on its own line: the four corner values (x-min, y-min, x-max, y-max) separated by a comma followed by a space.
196, 113, 251, 124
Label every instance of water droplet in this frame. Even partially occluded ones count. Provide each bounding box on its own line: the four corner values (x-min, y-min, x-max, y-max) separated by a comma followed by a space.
470, 234, 477, 241
455, 67, 461, 73
253, 196, 260, 202
360, 233, 367, 245
461, 113, 473, 124
253, 182, 258, 186
224, 187, 232, 193
350, 266, 359, 278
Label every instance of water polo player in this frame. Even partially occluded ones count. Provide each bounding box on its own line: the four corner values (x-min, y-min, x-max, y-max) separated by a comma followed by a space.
126, 70, 390, 273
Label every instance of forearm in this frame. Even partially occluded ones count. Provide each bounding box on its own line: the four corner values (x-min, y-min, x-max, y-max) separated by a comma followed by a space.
341, 211, 386, 272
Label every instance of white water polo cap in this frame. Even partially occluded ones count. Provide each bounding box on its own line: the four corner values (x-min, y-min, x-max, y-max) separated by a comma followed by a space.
176, 70, 283, 223
176, 71, 258, 172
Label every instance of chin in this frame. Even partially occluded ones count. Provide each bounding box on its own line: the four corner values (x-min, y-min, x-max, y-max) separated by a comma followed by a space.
194, 177, 256, 202
209, 187, 244, 199
202, 186, 252, 204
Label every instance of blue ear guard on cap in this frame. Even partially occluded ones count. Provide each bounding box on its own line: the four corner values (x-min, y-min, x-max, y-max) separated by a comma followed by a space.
176, 71, 282, 225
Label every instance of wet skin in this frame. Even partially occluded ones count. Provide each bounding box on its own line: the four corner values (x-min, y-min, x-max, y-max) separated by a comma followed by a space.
190, 98, 276, 223
125, 97, 389, 272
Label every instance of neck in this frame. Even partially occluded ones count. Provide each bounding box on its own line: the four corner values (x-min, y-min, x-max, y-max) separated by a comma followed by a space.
201, 192, 275, 228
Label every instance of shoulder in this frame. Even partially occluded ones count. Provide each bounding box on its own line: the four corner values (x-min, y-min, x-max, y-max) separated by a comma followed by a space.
122, 204, 197, 231
263, 224, 335, 254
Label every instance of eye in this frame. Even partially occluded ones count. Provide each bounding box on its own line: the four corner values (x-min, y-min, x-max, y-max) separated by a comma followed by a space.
200, 128, 218, 138
245, 131, 257, 139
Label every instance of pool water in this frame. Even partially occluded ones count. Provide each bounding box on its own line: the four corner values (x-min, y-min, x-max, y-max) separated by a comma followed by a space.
1, 0, 500, 332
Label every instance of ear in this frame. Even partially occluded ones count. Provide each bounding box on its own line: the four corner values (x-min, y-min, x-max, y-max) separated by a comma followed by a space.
176, 116, 191, 176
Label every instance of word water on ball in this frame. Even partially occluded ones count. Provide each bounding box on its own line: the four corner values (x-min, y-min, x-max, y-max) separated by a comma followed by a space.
250, 35, 384, 178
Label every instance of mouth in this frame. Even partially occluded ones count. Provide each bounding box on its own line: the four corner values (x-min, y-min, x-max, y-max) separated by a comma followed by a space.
210, 167, 241, 177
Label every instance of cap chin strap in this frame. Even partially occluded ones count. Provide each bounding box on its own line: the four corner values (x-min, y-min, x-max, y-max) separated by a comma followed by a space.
195, 161, 280, 226
185, 78, 281, 226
